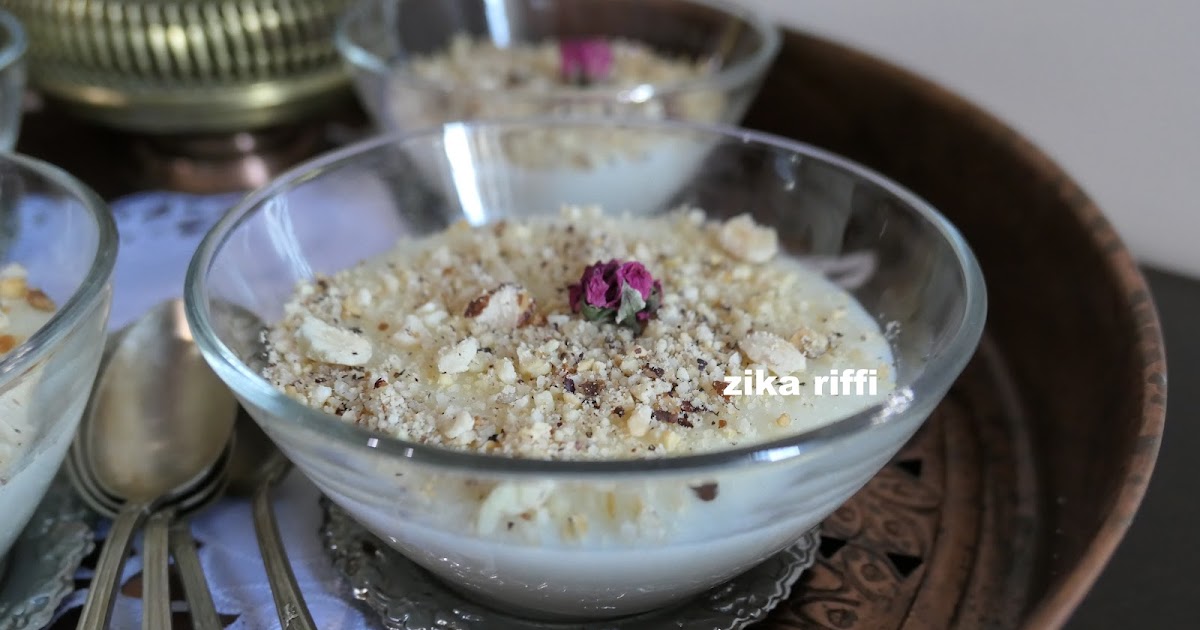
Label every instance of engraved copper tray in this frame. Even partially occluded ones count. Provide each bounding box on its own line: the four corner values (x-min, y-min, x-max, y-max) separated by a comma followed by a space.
739, 31, 1166, 630
17, 27, 1165, 630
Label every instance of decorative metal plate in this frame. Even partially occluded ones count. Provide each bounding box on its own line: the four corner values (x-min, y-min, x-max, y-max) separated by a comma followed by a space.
0, 477, 95, 630
320, 497, 820, 630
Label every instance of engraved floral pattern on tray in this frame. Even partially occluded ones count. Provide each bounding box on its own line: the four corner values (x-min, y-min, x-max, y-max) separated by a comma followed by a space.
0, 477, 95, 630
319, 497, 820, 630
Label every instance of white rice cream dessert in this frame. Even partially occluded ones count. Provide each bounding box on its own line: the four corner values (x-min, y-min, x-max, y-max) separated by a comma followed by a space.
0, 263, 57, 476
389, 36, 729, 214
264, 206, 893, 522
401, 34, 725, 130
263, 207, 899, 615
0, 262, 70, 560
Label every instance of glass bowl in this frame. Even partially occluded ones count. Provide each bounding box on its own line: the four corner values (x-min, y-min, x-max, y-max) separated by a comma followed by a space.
335, 0, 780, 133
185, 119, 986, 620
0, 153, 117, 561
0, 9, 25, 151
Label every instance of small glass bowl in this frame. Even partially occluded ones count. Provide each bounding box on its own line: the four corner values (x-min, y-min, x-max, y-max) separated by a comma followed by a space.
185, 118, 985, 621
335, 0, 781, 133
0, 10, 26, 151
0, 153, 117, 561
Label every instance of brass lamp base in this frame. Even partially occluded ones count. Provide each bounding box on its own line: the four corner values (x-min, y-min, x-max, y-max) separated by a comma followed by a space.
129, 126, 325, 195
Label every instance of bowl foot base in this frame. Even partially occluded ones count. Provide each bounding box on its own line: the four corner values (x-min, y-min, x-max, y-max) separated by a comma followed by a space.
319, 497, 820, 630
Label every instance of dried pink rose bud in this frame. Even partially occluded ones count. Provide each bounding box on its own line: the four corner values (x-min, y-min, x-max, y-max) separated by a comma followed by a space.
569, 259, 661, 331
559, 38, 614, 85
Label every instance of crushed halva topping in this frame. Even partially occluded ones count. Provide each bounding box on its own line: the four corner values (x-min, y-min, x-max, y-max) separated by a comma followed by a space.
389, 35, 728, 168
261, 207, 894, 462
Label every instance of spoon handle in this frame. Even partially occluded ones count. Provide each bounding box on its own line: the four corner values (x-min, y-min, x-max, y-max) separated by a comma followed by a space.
169, 518, 223, 630
76, 504, 147, 630
252, 456, 317, 630
143, 510, 173, 630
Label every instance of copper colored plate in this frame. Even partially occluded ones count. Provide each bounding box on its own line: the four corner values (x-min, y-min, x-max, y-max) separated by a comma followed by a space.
760, 337, 1037, 629
739, 30, 1166, 629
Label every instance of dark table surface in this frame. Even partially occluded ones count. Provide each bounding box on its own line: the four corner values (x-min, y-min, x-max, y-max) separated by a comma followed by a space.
1065, 267, 1197, 629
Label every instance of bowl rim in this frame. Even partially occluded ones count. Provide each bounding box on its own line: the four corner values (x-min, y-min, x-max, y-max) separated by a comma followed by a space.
0, 9, 25, 72
334, 0, 782, 103
0, 153, 117, 389
184, 116, 987, 476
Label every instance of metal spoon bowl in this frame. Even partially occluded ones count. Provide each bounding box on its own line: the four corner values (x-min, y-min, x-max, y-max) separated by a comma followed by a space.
65, 317, 233, 520
66, 437, 234, 520
83, 303, 234, 502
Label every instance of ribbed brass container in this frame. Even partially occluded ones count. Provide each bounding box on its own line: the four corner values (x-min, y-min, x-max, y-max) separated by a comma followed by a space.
3, 0, 354, 133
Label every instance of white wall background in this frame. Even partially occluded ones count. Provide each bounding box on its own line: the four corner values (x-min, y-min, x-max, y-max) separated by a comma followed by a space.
733, 0, 1200, 277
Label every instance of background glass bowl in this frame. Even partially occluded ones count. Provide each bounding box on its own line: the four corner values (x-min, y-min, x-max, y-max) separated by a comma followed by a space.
185, 119, 986, 620
335, 0, 780, 133
0, 153, 117, 561
0, 9, 25, 151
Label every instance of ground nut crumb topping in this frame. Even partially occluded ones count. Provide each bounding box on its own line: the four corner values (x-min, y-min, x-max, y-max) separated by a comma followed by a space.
392, 36, 727, 167
410, 35, 713, 99
262, 207, 894, 461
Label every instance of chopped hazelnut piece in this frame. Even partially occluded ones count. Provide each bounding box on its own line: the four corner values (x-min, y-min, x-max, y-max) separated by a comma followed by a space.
790, 327, 830, 358
25, 289, 55, 312
297, 315, 372, 366
627, 405, 653, 437
577, 380, 604, 398
651, 409, 677, 424
465, 283, 538, 328
717, 214, 778, 263
739, 331, 807, 375
439, 409, 476, 440
0, 276, 26, 299
438, 337, 479, 374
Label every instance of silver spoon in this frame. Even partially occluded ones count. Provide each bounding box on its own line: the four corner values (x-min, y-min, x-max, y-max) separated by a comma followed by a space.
67, 436, 232, 629
220, 302, 318, 630
226, 415, 317, 630
70, 300, 238, 630
67, 323, 229, 630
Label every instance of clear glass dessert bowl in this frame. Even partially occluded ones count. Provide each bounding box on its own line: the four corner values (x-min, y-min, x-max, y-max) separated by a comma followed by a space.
184, 118, 986, 621
335, 0, 780, 133
0, 153, 117, 561
0, 9, 27, 151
